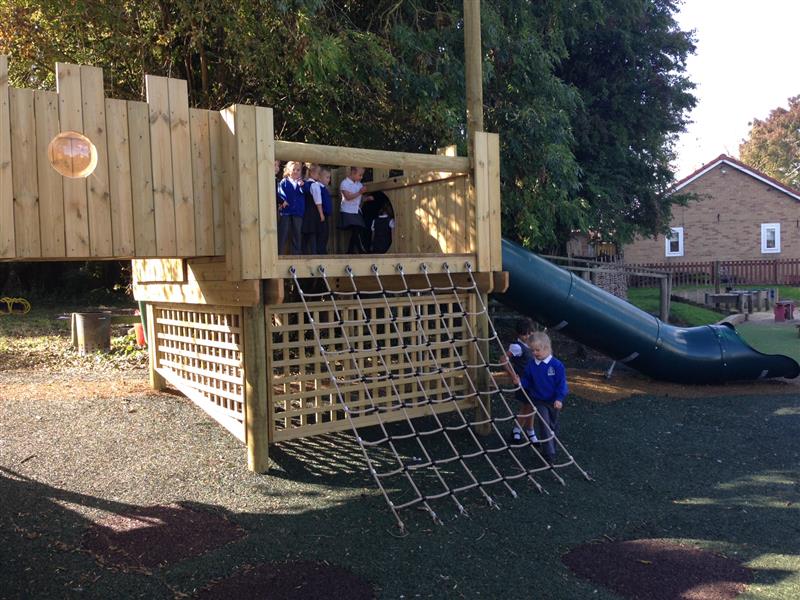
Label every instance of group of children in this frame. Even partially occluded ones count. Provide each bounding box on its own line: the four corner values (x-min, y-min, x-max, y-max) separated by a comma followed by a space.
277, 162, 395, 256
503, 319, 567, 464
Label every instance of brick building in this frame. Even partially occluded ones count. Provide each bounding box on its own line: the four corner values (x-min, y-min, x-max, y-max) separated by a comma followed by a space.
623, 154, 800, 264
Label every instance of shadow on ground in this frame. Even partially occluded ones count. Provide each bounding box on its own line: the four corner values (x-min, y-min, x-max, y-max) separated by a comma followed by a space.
2, 389, 800, 599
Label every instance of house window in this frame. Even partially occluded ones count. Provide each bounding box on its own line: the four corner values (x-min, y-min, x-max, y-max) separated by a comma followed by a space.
761, 223, 781, 253
665, 227, 684, 257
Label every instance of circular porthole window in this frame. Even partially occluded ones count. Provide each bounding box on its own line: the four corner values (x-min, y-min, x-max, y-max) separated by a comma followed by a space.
47, 131, 98, 178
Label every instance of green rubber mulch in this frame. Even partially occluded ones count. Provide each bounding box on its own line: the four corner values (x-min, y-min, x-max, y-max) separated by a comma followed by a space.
3, 372, 799, 599
82, 503, 245, 570
195, 561, 375, 599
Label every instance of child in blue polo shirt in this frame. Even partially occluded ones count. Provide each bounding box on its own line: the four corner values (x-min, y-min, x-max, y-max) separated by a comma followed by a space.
301, 163, 326, 254
277, 161, 305, 254
519, 331, 567, 464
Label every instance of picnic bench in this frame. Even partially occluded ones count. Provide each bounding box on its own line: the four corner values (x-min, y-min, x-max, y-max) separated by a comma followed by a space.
705, 292, 752, 313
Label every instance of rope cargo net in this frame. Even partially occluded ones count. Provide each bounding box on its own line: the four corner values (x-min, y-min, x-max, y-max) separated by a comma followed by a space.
291, 262, 590, 532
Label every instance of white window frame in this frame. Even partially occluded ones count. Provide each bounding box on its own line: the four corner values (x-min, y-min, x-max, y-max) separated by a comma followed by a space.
761, 223, 781, 254
665, 226, 684, 257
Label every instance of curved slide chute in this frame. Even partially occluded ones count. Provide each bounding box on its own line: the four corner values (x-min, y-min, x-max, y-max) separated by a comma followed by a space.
496, 239, 800, 384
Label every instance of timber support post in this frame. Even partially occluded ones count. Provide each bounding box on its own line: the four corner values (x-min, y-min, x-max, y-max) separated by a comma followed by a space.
145, 302, 165, 391
243, 295, 269, 473
659, 275, 671, 323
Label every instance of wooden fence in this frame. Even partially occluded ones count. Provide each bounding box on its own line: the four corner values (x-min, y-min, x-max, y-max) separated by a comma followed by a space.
626, 258, 800, 287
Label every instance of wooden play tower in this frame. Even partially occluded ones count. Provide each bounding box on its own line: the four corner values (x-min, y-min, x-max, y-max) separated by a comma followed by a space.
0, 3, 507, 474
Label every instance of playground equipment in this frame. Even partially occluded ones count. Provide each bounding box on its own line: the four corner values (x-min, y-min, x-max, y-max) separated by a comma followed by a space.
499, 240, 800, 383
0, 5, 592, 529
3, 4, 793, 528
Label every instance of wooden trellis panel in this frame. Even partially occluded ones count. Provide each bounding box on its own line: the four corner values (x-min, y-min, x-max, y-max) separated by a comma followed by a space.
152, 304, 245, 440
267, 292, 476, 442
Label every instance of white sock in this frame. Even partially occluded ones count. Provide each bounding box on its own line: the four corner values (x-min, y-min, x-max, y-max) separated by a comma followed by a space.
513, 426, 522, 433
526, 429, 537, 440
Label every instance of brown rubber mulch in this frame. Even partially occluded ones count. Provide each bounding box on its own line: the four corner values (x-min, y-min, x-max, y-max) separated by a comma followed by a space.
82, 502, 245, 570
195, 561, 375, 600
565, 368, 798, 404
562, 539, 753, 600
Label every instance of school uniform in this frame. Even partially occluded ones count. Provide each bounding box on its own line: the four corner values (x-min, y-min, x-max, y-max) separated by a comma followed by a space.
277, 177, 305, 255
339, 177, 366, 230
301, 178, 323, 254
508, 338, 533, 404
520, 355, 567, 460
316, 184, 333, 254
371, 215, 395, 254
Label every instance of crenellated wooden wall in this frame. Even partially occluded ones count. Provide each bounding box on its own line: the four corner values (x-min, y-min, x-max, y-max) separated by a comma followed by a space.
1, 56, 501, 281
0, 56, 226, 261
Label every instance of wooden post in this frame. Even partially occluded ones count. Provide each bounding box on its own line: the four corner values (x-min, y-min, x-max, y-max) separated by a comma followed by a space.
473, 290, 493, 437
464, 0, 484, 158
330, 166, 348, 254
464, 2, 492, 436
145, 303, 165, 391
659, 275, 671, 322
243, 298, 269, 472
712, 260, 721, 293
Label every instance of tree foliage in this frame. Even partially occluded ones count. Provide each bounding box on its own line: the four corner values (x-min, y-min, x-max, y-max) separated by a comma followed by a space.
739, 95, 800, 190
558, 0, 696, 246
0, 0, 696, 251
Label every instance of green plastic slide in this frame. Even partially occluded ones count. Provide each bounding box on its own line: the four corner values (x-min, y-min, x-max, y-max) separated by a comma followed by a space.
496, 239, 799, 384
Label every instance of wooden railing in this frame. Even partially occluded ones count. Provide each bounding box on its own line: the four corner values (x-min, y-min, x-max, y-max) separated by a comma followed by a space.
626, 258, 800, 287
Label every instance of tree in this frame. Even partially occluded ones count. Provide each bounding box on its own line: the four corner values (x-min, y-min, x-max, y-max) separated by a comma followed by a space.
0, 0, 696, 252
556, 0, 697, 246
740, 95, 800, 190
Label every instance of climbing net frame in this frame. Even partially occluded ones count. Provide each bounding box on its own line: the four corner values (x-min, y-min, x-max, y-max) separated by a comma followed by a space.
290, 261, 590, 531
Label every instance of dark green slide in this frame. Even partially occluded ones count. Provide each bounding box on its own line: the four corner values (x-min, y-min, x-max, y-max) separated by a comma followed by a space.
496, 239, 800, 384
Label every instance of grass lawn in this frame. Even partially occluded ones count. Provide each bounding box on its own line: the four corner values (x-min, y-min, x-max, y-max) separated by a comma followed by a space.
628, 284, 800, 327
654, 285, 800, 300
2, 306, 800, 598
627, 287, 726, 326
0, 305, 146, 371
736, 321, 800, 363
